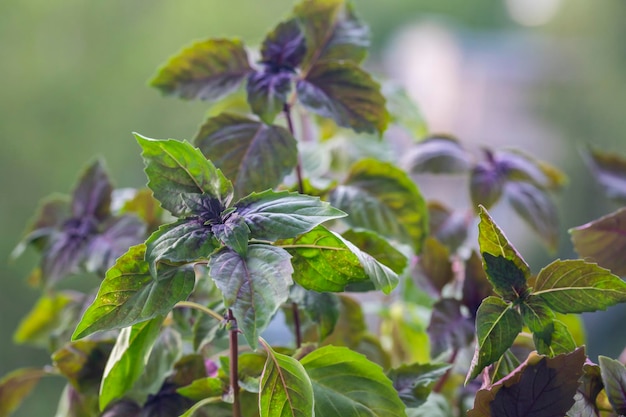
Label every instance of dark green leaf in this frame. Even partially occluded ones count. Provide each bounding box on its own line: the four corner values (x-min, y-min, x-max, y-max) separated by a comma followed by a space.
246, 70, 292, 124
212, 213, 250, 256
71, 159, 112, 221
330, 159, 428, 252
598, 356, 626, 414
294, 0, 369, 69
52, 340, 115, 395
172, 355, 209, 388
297, 62, 387, 134
387, 363, 451, 408
341, 229, 407, 274
470, 161, 505, 211
208, 245, 293, 347
259, 344, 314, 417
482, 253, 528, 302
468, 348, 586, 417
0, 368, 47, 417
467, 297, 523, 382
405, 136, 470, 175
72, 245, 195, 339
462, 250, 493, 318
478, 206, 531, 280
520, 296, 555, 335
533, 259, 626, 313
13, 292, 73, 346
192, 302, 227, 351
505, 182, 559, 251
490, 350, 521, 384
136, 134, 233, 217
100, 317, 163, 410
177, 377, 224, 401
150, 39, 252, 101
194, 113, 297, 199
301, 345, 407, 417
235, 190, 346, 241
533, 320, 576, 357
145, 219, 219, 274
261, 19, 307, 70
583, 146, 626, 203
570, 207, 626, 276
290, 287, 340, 341
427, 299, 475, 358
417, 237, 454, 295
319, 295, 366, 349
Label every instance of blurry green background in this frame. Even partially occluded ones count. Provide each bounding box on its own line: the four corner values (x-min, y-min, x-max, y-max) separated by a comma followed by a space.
2, 0, 626, 415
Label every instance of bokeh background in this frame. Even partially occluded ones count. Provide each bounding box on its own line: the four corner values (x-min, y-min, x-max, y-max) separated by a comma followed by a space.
2, 0, 626, 414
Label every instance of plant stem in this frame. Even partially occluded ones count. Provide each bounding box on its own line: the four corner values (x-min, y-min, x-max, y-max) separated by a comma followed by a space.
291, 302, 302, 348
433, 348, 459, 393
175, 301, 224, 322
283, 103, 304, 194
227, 309, 241, 417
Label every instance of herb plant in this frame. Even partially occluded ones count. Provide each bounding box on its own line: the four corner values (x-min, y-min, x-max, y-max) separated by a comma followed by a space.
4, 1, 626, 417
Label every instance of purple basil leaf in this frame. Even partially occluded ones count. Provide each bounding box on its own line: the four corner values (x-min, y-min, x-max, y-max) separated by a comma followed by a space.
427, 298, 475, 358
497, 150, 566, 191
246, 69, 293, 124
260, 18, 306, 70
470, 160, 505, 211
583, 146, 626, 203
405, 135, 470, 175
212, 212, 250, 256
505, 181, 559, 251
138, 384, 194, 417
599, 356, 626, 415
102, 400, 141, 417
85, 215, 147, 275
566, 361, 603, 417
71, 159, 113, 221
41, 222, 95, 285
428, 201, 469, 252
462, 250, 493, 318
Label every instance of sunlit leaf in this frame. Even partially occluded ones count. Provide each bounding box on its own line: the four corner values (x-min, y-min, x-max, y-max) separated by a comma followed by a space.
570, 207, 626, 276
482, 253, 528, 302
297, 62, 387, 134
427, 299, 474, 358
533, 259, 626, 313
52, 340, 115, 395
235, 190, 346, 241
341, 229, 408, 274
259, 345, 314, 417
294, 0, 369, 69
73, 245, 195, 339
0, 368, 47, 417
490, 350, 521, 384
136, 134, 233, 217
330, 159, 428, 253
120, 188, 163, 233
208, 245, 293, 347
387, 363, 451, 408
467, 296, 522, 382
150, 39, 252, 101
533, 320, 577, 357
177, 377, 224, 401
583, 146, 626, 203
13, 292, 73, 346
405, 136, 470, 175
468, 348, 585, 417
301, 345, 407, 417
505, 182, 559, 251
519, 296, 554, 335
100, 317, 163, 410
195, 113, 298, 200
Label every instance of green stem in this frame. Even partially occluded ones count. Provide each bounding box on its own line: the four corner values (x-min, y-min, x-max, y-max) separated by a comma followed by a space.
175, 301, 224, 322
227, 309, 242, 417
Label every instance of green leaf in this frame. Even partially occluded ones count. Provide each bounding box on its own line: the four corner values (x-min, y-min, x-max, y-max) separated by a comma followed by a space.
136, 134, 233, 217
490, 350, 521, 384
341, 229, 408, 274
177, 377, 224, 401
387, 363, 451, 408
405, 136, 470, 175
145, 219, 219, 274
297, 62, 388, 134
235, 190, 346, 241
290, 287, 340, 341
467, 296, 523, 382
505, 182, 559, 251
330, 159, 428, 253
294, 0, 369, 69
13, 292, 73, 346
120, 187, 164, 233
598, 356, 626, 414
99, 317, 163, 410
533, 259, 626, 313
259, 344, 314, 417
570, 207, 626, 276
582, 146, 626, 203
0, 368, 47, 417
212, 213, 250, 256
150, 38, 252, 101
278, 225, 398, 294
533, 320, 576, 357
208, 245, 293, 348
520, 296, 555, 335
482, 253, 528, 302
478, 206, 531, 280
301, 345, 407, 417
320, 295, 366, 349
194, 113, 298, 199
52, 340, 115, 395
72, 245, 195, 339
468, 348, 586, 417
